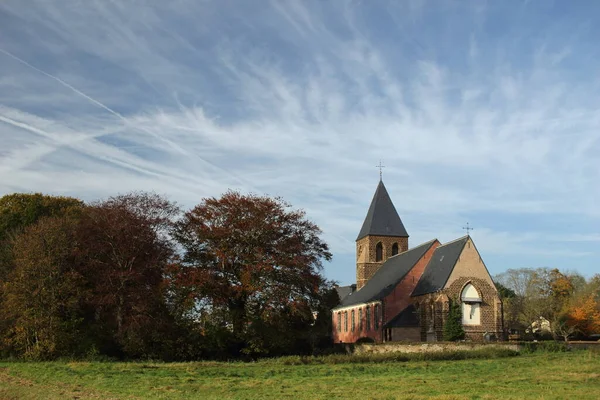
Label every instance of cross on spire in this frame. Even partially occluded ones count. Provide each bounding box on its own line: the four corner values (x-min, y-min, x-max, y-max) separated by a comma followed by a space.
376, 160, 386, 181
463, 222, 473, 236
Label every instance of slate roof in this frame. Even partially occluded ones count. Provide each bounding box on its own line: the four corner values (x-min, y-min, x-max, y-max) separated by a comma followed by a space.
336, 239, 438, 308
335, 285, 356, 303
411, 236, 469, 297
384, 305, 419, 328
356, 180, 409, 241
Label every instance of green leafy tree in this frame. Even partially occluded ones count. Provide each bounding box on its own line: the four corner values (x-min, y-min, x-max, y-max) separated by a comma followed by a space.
495, 281, 516, 299
443, 299, 465, 341
494, 281, 518, 335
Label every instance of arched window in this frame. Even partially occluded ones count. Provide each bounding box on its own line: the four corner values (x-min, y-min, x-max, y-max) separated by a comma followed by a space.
351, 309, 355, 332
337, 312, 341, 332
344, 311, 348, 332
461, 283, 481, 325
391, 243, 399, 256
359, 308, 363, 331
374, 304, 380, 329
375, 242, 383, 261
366, 306, 371, 331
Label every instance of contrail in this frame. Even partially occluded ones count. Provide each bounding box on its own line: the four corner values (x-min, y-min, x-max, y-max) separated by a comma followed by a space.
0, 114, 58, 140
0, 47, 189, 155
0, 47, 256, 190
0, 48, 125, 121
0, 112, 181, 179
0, 111, 256, 193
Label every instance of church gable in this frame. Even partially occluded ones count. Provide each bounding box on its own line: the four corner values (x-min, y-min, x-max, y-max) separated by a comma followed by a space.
411, 236, 469, 297
412, 236, 502, 342
444, 236, 495, 290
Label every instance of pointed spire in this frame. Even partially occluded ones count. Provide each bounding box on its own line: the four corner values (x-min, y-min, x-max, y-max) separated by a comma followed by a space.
357, 180, 409, 241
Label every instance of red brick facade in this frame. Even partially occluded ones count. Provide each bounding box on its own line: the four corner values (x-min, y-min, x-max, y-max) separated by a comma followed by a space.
412, 278, 502, 341
356, 235, 408, 289
332, 182, 503, 344
333, 241, 440, 344
332, 237, 503, 344
380, 241, 438, 333
332, 301, 383, 343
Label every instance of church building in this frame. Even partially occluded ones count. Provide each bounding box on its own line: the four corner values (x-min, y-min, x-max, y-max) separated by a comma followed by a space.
332, 180, 503, 343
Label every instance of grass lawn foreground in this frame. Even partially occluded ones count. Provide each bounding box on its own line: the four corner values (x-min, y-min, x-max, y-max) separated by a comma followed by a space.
1, 351, 599, 399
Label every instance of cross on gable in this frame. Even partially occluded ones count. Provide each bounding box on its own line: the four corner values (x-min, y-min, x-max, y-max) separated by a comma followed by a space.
463, 222, 473, 236
376, 160, 386, 181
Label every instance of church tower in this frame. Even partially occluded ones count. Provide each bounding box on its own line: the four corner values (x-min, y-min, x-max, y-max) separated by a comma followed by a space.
356, 180, 409, 289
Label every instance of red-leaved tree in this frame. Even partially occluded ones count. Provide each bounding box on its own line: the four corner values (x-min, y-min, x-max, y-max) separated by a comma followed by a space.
76, 192, 179, 357
174, 191, 332, 356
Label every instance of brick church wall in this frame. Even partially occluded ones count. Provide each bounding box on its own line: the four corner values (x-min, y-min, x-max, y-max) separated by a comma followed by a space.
411, 238, 503, 342
445, 277, 503, 341
332, 301, 383, 343
356, 235, 408, 289
381, 241, 439, 329
445, 238, 495, 288
334, 241, 439, 344
444, 237, 502, 340
412, 293, 450, 341
391, 327, 420, 342
412, 279, 501, 342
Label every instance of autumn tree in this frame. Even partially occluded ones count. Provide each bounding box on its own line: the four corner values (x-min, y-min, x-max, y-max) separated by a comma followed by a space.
557, 276, 600, 340
495, 268, 568, 333
75, 192, 180, 358
0, 193, 83, 281
1, 216, 87, 359
543, 269, 575, 338
575, 274, 600, 301
174, 191, 332, 357
565, 295, 600, 338
0, 194, 85, 357
495, 267, 600, 340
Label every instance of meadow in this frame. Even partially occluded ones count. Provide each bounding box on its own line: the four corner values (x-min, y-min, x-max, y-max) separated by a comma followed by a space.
1, 349, 599, 399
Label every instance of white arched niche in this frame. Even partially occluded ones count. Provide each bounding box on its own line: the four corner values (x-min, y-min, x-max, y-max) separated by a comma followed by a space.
461, 283, 481, 325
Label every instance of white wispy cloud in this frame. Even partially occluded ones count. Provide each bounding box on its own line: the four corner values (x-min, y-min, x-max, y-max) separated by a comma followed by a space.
1, 0, 599, 282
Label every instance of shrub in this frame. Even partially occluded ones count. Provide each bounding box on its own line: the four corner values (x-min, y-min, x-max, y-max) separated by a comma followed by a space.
443, 299, 465, 341
521, 341, 569, 353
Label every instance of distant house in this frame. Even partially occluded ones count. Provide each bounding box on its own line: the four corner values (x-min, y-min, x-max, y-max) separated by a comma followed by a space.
527, 317, 552, 335
332, 180, 503, 343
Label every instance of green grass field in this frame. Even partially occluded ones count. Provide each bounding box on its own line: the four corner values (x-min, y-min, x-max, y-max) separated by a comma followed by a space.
1, 351, 599, 399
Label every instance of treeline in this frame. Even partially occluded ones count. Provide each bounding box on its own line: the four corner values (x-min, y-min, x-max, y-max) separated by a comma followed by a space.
0, 192, 338, 360
495, 268, 600, 341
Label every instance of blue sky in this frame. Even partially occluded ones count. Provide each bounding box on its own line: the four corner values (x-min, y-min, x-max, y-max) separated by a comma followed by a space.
1, 1, 600, 285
